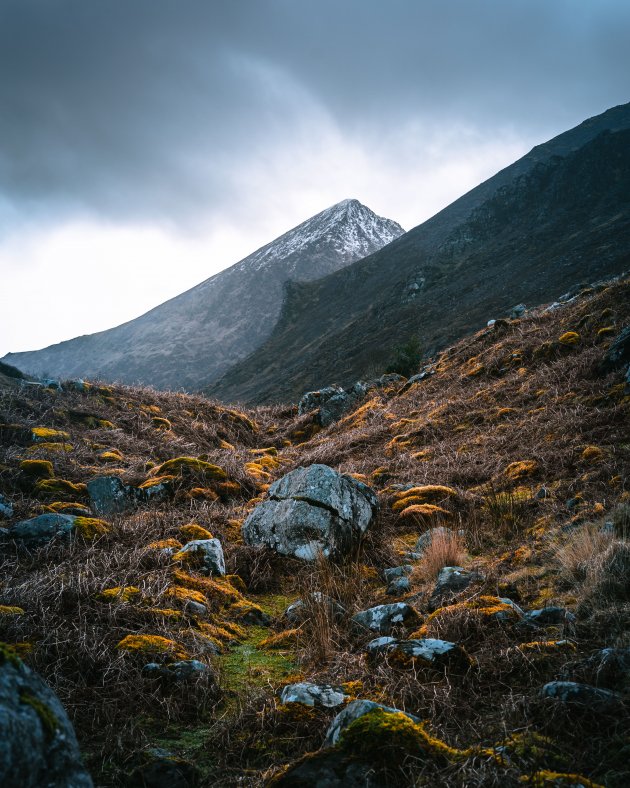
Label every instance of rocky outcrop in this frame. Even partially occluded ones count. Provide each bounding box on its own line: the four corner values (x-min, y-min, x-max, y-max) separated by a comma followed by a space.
351, 602, 420, 635
242, 464, 378, 560
0, 648, 93, 787
298, 375, 405, 427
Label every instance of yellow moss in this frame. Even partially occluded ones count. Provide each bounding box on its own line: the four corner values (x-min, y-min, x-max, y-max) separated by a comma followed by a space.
581, 445, 605, 463
517, 640, 576, 653
504, 460, 538, 480
142, 607, 183, 620
248, 446, 278, 457
558, 331, 580, 345
26, 442, 73, 453
229, 598, 266, 622
259, 628, 301, 650
179, 523, 213, 541
73, 517, 109, 539
222, 408, 258, 432
46, 501, 91, 515
173, 569, 241, 604
520, 771, 604, 788
147, 538, 182, 550
32, 427, 70, 442
19, 459, 53, 477
138, 475, 175, 489
98, 586, 141, 603
392, 485, 457, 510
225, 574, 247, 593
150, 457, 228, 481
215, 481, 242, 498
197, 621, 243, 643
151, 416, 172, 430
0, 605, 25, 616
596, 326, 615, 339
184, 487, 219, 501
164, 585, 207, 606
99, 449, 123, 462
398, 503, 451, 520
35, 478, 87, 497
116, 634, 189, 660
411, 449, 432, 461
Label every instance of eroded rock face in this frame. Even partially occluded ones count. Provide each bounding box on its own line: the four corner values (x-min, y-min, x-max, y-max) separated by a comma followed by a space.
242, 464, 378, 560
0, 651, 93, 787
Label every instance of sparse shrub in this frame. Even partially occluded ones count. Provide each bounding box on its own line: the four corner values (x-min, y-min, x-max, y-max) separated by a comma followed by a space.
554, 525, 614, 583
385, 335, 423, 378
412, 528, 466, 582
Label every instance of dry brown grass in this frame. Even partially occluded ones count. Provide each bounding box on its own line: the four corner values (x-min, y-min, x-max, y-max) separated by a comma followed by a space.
553, 524, 616, 583
412, 527, 467, 582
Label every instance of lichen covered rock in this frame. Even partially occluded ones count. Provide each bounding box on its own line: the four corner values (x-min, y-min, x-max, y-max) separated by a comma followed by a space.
352, 602, 420, 635
0, 647, 93, 787
173, 539, 226, 576
242, 464, 378, 560
280, 682, 347, 708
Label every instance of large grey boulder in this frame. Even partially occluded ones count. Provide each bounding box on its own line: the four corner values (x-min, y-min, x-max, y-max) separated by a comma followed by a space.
10, 514, 77, 547
0, 650, 93, 787
298, 385, 353, 427
280, 682, 347, 709
324, 699, 420, 747
351, 602, 420, 634
174, 539, 225, 576
242, 464, 378, 560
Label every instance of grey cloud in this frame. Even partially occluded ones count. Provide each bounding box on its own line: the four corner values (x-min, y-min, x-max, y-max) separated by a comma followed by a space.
0, 0, 628, 227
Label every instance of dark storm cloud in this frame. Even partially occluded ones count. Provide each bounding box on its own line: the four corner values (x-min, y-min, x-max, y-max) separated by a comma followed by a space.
0, 0, 628, 226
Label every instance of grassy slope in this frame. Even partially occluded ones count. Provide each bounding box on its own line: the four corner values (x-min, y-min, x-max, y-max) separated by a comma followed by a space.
0, 277, 629, 786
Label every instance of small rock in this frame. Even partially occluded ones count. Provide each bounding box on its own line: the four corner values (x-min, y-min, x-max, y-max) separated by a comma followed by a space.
598, 325, 630, 374
541, 681, 623, 712
429, 566, 482, 610
280, 682, 347, 708
383, 565, 413, 583
365, 636, 397, 656
351, 602, 419, 635
524, 607, 576, 627
386, 576, 411, 596
534, 486, 550, 500
324, 699, 420, 747
565, 647, 630, 690
509, 303, 527, 319
40, 378, 63, 391
126, 747, 199, 788
175, 539, 225, 576
87, 476, 136, 516
184, 600, 207, 616
0, 650, 93, 787
284, 593, 347, 625
10, 513, 76, 547
0, 493, 13, 519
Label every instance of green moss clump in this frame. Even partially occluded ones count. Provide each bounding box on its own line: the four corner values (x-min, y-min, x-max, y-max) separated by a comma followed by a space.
19, 691, 59, 740
0, 605, 26, 616
31, 427, 70, 443
0, 642, 22, 667
73, 517, 109, 539
150, 457, 228, 481
26, 442, 73, 453
35, 478, 88, 497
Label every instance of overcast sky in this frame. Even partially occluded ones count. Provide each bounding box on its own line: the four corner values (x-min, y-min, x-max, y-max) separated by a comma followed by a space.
1, 0, 628, 357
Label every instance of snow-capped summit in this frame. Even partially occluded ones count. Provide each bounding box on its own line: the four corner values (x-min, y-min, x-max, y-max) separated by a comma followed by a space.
5, 200, 403, 390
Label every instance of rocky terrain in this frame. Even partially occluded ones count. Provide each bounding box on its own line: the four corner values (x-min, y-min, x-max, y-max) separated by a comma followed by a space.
1, 274, 629, 786
3, 199, 402, 391
210, 102, 630, 404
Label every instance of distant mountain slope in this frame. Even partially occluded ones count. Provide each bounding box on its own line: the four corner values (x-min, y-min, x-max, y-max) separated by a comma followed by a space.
3, 200, 403, 390
209, 103, 630, 404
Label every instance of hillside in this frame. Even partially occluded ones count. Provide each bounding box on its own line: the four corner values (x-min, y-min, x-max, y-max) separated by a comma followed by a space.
210, 103, 630, 405
3, 200, 403, 391
1, 275, 628, 786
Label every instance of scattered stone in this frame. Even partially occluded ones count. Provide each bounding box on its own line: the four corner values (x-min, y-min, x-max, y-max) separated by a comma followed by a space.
365, 636, 397, 656
415, 526, 452, 553
398, 368, 435, 394
284, 593, 347, 625
0, 649, 93, 787
87, 476, 137, 516
598, 325, 630, 374
366, 637, 469, 669
386, 576, 411, 596
143, 660, 208, 682
10, 513, 76, 546
509, 303, 527, 319
383, 565, 413, 583
126, 747, 199, 788
242, 464, 378, 560
564, 647, 630, 690
184, 600, 207, 616
324, 699, 420, 747
351, 602, 420, 634
541, 681, 623, 712
280, 682, 347, 709
524, 607, 576, 627
0, 493, 13, 519
429, 566, 482, 610
175, 539, 225, 576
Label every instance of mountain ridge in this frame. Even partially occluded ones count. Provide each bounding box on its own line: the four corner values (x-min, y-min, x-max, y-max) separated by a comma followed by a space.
209, 103, 630, 404
3, 199, 403, 390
